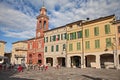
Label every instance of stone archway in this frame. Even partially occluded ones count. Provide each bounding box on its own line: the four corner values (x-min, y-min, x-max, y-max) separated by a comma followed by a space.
85, 55, 96, 68
46, 57, 53, 66
70, 56, 81, 68
100, 54, 114, 68
57, 57, 66, 67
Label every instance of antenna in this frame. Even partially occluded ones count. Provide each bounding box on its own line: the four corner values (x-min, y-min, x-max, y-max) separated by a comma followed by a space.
42, 0, 44, 7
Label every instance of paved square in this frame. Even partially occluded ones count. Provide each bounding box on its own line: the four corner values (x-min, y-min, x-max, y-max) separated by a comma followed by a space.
0, 67, 120, 80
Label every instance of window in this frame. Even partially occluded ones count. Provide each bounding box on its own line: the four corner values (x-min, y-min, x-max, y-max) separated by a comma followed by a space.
39, 21, 42, 28
61, 33, 66, 40
67, 34, 69, 40
85, 41, 90, 49
56, 35, 60, 41
69, 44, 73, 51
30, 42, 32, 49
70, 32, 76, 40
77, 31, 82, 38
85, 29, 89, 38
56, 45, 59, 51
44, 37, 48, 43
94, 27, 99, 36
118, 26, 120, 33
51, 46, 54, 52
70, 33, 73, 40
77, 42, 81, 50
45, 46, 47, 52
95, 40, 100, 48
44, 21, 46, 29
105, 24, 110, 34
63, 44, 66, 51
106, 38, 111, 47
53, 35, 56, 41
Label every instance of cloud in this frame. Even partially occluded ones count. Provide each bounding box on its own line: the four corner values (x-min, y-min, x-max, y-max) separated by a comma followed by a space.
0, 2, 36, 39
0, 0, 120, 39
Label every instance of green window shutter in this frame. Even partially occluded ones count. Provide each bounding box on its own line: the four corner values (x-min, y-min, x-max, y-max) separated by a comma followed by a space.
61, 34, 63, 40
94, 27, 99, 36
95, 40, 100, 48
69, 44, 73, 51
85, 29, 89, 38
105, 24, 110, 34
44, 37, 45, 43
106, 38, 111, 47
56, 45, 59, 51
46, 37, 48, 42
45, 46, 47, 52
73, 32, 76, 39
77, 31, 82, 38
77, 42, 81, 50
51, 46, 54, 52
85, 41, 90, 49
65, 33, 67, 39
67, 34, 69, 40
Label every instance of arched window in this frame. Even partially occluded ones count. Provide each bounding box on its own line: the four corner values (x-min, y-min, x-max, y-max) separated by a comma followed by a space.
44, 21, 46, 29
39, 21, 42, 28
29, 54, 32, 58
38, 54, 41, 58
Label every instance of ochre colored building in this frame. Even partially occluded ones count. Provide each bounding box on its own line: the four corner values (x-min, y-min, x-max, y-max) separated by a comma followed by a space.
11, 41, 27, 65
66, 15, 120, 69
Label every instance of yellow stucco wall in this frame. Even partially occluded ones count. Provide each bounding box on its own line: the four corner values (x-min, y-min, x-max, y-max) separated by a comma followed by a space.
11, 42, 27, 64
0, 42, 6, 56
67, 17, 115, 55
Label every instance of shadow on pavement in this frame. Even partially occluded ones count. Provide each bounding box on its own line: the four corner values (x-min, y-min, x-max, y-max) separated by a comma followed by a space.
82, 75, 107, 80
0, 70, 34, 80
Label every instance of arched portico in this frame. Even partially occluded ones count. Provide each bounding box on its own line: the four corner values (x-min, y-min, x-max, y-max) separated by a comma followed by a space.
100, 53, 114, 69
70, 56, 81, 68
46, 57, 53, 66
85, 55, 96, 67
57, 57, 66, 67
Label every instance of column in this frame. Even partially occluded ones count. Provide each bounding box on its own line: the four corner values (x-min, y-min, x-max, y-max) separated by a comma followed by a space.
66, 55, 71, 67
44, 57, 46, 65
81, 56, 86, 68
96, 55, 101, 68
53, 57, 56, 67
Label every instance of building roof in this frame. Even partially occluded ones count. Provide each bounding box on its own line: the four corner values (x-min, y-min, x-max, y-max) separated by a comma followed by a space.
27, 37, 36, 41
12, 40, 27, 44
0, 40, 7, 44
44, 26, 65, 32
82, 14, 115, 25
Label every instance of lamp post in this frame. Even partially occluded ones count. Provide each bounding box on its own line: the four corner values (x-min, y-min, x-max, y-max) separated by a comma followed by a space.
110, 18, 118, 69
81, 22, 85, 68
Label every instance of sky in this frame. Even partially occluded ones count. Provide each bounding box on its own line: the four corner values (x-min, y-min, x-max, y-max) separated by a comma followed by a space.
0, 0, 120, 52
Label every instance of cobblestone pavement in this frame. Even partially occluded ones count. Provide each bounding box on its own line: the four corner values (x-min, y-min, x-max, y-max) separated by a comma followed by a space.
0, 67, 120, 80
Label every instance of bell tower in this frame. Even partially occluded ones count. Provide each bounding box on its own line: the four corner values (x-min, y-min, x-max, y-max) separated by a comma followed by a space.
36, 4, 49, 38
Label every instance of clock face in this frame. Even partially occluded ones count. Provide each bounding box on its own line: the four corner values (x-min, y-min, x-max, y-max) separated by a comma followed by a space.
37, 32, 40, 37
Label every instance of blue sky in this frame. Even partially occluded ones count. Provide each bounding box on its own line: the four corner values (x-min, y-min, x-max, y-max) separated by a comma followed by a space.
0, 0, 120, 52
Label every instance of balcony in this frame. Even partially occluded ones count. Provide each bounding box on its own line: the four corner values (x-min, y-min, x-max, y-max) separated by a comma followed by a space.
15, 47, 27, 51
14, 54, 25, 58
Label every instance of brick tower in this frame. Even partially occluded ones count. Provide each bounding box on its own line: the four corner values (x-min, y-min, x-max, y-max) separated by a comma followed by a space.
27, 5, 49, 65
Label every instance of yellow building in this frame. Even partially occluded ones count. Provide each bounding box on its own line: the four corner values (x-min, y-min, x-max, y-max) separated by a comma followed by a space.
11, 41, 27, 65
66, 15, 119, 69
0, 40, 6, 63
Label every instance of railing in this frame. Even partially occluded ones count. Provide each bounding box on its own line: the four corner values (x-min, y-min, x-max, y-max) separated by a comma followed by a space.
15, 47, 27, 51
14, 54, 25, 58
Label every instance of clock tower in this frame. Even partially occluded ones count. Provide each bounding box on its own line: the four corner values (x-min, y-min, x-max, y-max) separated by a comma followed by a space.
36, 6, 49, 38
